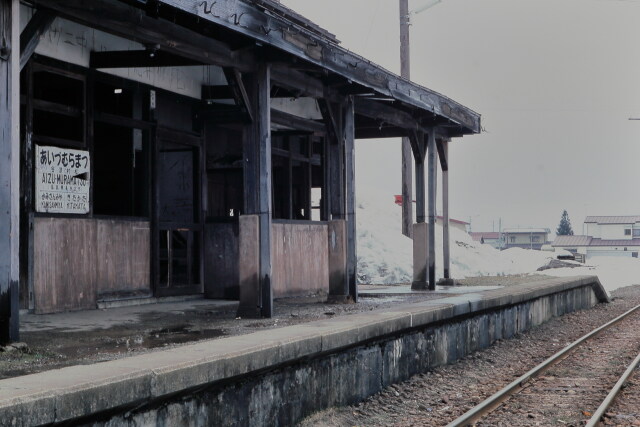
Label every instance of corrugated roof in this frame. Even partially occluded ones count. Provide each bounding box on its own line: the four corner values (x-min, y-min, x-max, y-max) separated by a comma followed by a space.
552, 235, 592, 247
589, 238, 640, 247
553, 235, 640, 247
584, 216, 640, 224
469, 232, 500, 241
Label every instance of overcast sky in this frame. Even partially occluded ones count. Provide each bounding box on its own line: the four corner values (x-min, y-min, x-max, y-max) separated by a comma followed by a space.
281, 0, 640, 234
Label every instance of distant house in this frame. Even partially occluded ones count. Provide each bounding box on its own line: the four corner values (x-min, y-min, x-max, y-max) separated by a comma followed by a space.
469, 232, 504, 249
393, 195, 469, 233
502, 228, 551, 250
552, 216, 640, 259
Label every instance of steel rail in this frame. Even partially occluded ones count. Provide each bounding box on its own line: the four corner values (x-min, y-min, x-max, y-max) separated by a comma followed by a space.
446, 303, 640, 427
585, 351, 640, 427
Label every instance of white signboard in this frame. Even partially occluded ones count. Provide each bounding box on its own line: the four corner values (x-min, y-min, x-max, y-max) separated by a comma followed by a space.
35, 145, 90, 214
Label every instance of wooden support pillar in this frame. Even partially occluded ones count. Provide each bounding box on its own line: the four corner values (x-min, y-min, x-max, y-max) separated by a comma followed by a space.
344, 96, 357, 301
320, 97, 349, 301
238, 63, 272, 318
410, 131, 428, 290
441, 140, 451, 280
427, 130, 437, 290
0, 0, 20, 344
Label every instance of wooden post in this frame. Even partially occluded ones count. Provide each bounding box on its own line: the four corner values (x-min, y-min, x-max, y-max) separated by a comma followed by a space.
410, 132, 427, 290
427, 130, 437, 290
441, 140, 451, 280
0, 0, 20, 344
399, 0, 413, 238
238, 63, 272, 318
441, 140, 451, 279
344, 96, 357, 301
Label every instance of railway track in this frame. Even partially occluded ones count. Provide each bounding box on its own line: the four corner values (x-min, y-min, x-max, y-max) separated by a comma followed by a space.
447, 304, 640, 427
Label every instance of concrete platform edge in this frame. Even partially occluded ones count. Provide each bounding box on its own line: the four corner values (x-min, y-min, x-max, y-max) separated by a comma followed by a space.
0, 275, 607, 426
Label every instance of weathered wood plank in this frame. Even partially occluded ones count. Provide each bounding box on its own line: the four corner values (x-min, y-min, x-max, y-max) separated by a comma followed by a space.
35, 0, 251, 71
32, 218, 152, 313
0, 0, 19, 343
223, 68, 254, 123
19, 9, 55, 70
272, 222, 328, 297
240, 63, 272, 318
343, 96, 357, 301
161, 0, 481, 133
411, 131, 426, 224
90, 50, 203, 69
427, 130, 437, 290
441, 140, 451, 279
204, 222, 239, 299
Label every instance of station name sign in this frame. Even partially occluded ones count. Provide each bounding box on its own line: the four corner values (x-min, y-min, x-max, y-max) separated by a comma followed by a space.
35, 145, 90, 214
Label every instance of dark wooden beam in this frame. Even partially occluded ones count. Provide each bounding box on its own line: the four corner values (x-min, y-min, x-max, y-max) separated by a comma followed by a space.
271, 109, 325, 133
354, 97, 421, 132
411, 132, 426, 224
271, 65, 324, 99
90, 49, 203, 69
161, 0, 480, 134
436, 138, 448, 172
354, 127, 407, 139
317, 98, 339, 145
223, 68, 254, 123
0, 0, 20, 344
20, 9, 55, 71
35, 0, 253, 71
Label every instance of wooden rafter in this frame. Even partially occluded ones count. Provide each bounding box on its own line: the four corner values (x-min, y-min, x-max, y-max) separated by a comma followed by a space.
223, 68, 254, 123
20, 9, 56, 70
90, 49, 203, 68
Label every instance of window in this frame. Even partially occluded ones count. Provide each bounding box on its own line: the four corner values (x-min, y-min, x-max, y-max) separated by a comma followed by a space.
510, 236, 516, 243
531, 236, 540, 243
92, 79, 150, 217
271, 134, 325, 221
625, 228, 631, 236
633, 229, 640, 237
31, 66, 86, 148
93, 123, 150, 216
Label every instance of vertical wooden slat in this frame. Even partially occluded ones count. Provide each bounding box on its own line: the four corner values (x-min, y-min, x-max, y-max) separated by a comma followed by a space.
427, 130, 437, 290
0, 0, 20, 343
343, 96, 357, 301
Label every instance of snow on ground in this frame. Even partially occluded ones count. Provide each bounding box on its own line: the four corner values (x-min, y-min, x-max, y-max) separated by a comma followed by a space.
356, 187, 639, 294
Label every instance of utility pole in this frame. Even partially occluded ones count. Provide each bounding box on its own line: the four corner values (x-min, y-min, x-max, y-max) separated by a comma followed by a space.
399, 0, 413, 238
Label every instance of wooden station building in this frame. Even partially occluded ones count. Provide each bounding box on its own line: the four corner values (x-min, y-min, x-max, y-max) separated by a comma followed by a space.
0, 0, 480, 342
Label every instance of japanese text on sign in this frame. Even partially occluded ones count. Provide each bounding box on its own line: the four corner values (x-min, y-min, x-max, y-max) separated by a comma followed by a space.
35, 145, 90, 214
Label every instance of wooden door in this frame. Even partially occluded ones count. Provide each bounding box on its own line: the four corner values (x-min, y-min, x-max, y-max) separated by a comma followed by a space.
153, 127, 204, 296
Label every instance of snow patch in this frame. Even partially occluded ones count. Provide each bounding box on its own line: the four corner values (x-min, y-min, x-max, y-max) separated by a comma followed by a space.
356, 186, 639, 293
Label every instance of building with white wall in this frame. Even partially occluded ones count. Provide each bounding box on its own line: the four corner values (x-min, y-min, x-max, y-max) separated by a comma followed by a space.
552, 216, 640, 259
502, 228, 550, 250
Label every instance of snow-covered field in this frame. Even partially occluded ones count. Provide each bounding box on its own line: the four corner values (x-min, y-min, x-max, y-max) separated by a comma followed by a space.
356, 187, 639, 294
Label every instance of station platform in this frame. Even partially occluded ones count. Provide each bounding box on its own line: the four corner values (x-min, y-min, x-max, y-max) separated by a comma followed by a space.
0, 276, 608, 426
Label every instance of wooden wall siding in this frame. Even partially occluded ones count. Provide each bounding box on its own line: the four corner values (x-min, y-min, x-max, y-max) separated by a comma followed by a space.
33, 218, 150, 314
33, 217, 98, 314
271, 223, 329, 298
203, 222, 239, 300
96, 220, 150, 296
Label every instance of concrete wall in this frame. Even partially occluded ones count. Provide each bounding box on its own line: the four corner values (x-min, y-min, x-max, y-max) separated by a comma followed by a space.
0, 276, 608, 426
